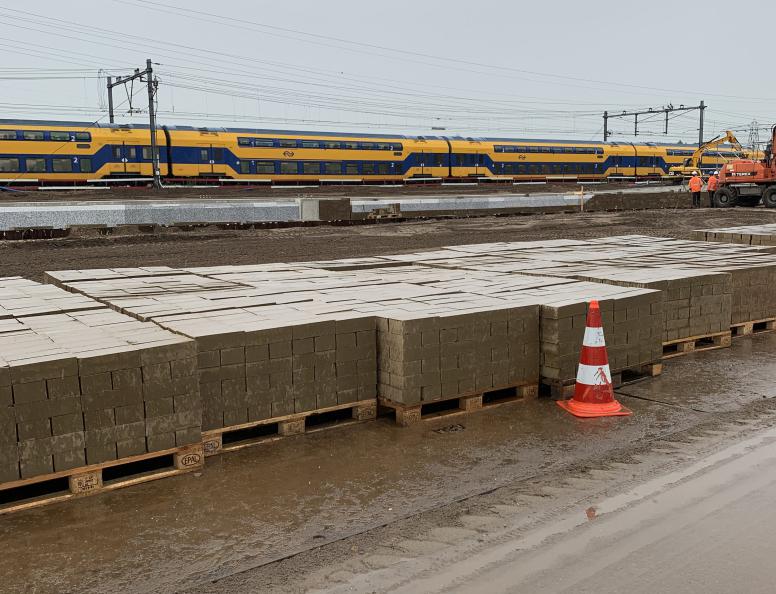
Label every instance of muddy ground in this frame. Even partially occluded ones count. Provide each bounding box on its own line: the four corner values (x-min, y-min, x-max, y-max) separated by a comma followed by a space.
2, 204, 776, 593
1, 207, 773, 281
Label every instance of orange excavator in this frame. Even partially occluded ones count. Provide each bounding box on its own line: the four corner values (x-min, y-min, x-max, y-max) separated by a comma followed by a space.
712, 125, 776, 208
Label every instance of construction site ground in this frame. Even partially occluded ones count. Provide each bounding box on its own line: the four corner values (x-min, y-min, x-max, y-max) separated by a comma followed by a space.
3, 205, 776, 593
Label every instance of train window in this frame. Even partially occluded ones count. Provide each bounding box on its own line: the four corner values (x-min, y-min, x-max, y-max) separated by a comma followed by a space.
322, 141, 341, 149
0, 158, 19, 172
390, 143, 403, 151
324, 162, 341, 174
50, 131, 70, 141
278, 139, 297, 148
494, 146, 504, 153
75, 132, 91, 142
25, 158, 45, 173
255, 161, 275, 174
200, 149, 209, 162
360, 142, 376, 150
240, 161, 251, 174
238, 138, 252, 146
254, 138, 274, 147
362, 163, 375, 175
127, 147, 137, 159
301, 141, 321, 149
345, 163, 359, 174
23, 131, 44, 141
280, 161, 297, 174
112, 147, 122, 159
376, 163, 390, 174
80, 158, 92, 173
342, 142, 359, 150
213, 148, 224, 161
52, 158, 72, 172
375, 143, 390, 151
302, 162, 320, 174
142, 147, 153, 160
0, 130, 15, 140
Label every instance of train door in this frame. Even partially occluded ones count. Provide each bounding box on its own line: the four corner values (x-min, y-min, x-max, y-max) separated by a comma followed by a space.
418, 150, 426, 176
121, 143, 141, 175
198, 145, 215, 176
473, 152, 482, 177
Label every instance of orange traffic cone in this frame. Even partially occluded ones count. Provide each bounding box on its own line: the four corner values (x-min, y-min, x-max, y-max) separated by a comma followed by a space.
557, 300, 632, 418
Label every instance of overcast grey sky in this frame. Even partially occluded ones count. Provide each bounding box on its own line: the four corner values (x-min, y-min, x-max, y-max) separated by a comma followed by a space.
0, 0, 772, 142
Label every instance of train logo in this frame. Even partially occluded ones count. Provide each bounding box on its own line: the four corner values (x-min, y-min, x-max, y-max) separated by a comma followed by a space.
283, 150, 295, 158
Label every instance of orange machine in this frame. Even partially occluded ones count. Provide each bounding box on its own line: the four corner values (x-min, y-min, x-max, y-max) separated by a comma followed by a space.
714, 125, 776, 208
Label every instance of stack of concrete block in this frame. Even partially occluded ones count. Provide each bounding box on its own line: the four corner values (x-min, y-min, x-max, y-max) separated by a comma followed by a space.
377, 301, 540, 406
0, 279, 200, 484
133, 306, 377, 432
564, 267, 732, 341
581, 238, 776, 325
516, 282, 663, 388
691, 224, 776, 246
496, 264, 732, 343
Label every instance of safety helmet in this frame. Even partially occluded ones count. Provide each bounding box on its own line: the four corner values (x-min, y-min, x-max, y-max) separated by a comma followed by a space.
692, 171, 698, 175
713, 171, 719, 175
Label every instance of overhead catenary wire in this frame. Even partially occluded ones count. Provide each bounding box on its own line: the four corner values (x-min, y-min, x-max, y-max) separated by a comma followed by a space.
0, 4, 765, 142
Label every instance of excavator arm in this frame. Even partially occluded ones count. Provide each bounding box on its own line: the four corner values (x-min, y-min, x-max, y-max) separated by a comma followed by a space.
668, 131, 744, 179
689, 131, 743, 167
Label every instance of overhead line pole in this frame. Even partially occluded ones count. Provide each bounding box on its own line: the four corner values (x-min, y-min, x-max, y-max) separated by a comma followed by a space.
106, 60, 162, 189
146, 58, 161, 190
107, 76, 114, 124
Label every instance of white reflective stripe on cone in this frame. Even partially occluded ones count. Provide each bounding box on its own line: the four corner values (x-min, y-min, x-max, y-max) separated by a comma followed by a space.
576, 362, 612, 385
582, 326, 606, 348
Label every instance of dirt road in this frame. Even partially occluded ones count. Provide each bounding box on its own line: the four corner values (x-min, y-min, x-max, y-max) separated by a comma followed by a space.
2, 207, 774, 281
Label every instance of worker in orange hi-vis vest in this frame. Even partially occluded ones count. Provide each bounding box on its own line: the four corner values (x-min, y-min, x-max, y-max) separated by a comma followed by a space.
688, 171, 703, 208
707, 171, 719, 208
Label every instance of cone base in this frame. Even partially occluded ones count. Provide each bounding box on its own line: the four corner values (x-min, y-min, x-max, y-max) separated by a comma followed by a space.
557, 398, 632, 418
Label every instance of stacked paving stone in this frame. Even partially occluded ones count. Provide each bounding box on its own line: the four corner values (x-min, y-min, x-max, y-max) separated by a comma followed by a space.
0, 279, 199, 483
152, 307, 376, 431
47, 268, 383, 432
518, 283, 662, 385
40, 234, 776, 434
376, 300, 540, 406
691, 224, 776, 246
582, 236, 776, 325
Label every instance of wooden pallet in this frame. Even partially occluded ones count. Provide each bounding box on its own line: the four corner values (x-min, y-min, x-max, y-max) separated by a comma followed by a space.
201, 399, 377, 457
662, 331, 732, 359
731, 318, 776, 338
542, 362, 663, 399
379, 383, 538, 427
0, 444, 204, 515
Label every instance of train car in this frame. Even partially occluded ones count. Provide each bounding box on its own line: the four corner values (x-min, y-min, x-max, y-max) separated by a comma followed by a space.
0, 118, 748, 186
163, 126, 449, 182
0, 119, 175, 183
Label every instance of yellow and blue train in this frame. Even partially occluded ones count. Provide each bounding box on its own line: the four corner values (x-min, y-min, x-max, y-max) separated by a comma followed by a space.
0, 118, 743, 185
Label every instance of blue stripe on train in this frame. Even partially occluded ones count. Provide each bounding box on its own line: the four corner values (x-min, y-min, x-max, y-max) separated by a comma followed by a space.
2, 144, 693, 176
